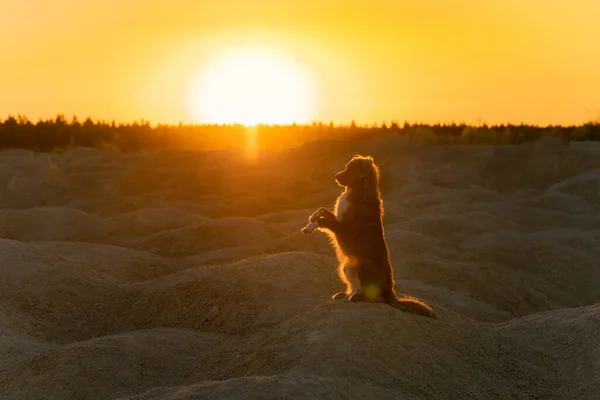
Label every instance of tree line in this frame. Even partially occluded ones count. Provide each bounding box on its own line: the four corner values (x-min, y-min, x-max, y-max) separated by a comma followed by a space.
1, 114, 599, 152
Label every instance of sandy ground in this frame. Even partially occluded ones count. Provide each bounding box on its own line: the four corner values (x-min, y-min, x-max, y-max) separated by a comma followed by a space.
0, 136, 599, 399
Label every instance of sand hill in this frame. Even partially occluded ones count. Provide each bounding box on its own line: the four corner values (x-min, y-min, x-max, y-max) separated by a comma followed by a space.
0, 137, 599, 399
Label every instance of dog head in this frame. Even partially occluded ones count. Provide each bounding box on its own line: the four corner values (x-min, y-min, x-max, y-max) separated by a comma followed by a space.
334, 155, 380, 189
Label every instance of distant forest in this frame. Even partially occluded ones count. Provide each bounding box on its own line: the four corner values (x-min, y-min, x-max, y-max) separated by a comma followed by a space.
2, 114, 600, 152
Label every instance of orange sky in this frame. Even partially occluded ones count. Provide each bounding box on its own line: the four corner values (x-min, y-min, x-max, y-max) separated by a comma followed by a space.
1, 0, 600, 126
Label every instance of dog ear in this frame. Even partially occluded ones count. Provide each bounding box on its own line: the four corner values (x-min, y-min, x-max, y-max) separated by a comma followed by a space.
359, 157, 373, 177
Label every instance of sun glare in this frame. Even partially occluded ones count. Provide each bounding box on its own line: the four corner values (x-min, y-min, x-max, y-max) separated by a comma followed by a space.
186, 45, 318, 126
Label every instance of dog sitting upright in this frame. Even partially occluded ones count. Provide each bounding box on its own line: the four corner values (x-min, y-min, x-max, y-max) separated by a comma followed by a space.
302, 155, 440, 319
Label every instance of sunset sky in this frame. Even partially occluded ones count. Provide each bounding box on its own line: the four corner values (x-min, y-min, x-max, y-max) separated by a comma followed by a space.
2, 0, 599, 126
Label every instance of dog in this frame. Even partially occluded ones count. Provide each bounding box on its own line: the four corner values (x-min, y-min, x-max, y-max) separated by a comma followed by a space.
302, 155, 440, 319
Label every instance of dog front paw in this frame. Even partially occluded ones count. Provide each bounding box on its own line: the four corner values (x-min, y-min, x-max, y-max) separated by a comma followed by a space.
348, 293, 365, 302
332, 292, 347, 300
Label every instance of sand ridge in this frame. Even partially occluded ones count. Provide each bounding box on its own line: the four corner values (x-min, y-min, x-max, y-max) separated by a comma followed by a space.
0, 137, 599, 399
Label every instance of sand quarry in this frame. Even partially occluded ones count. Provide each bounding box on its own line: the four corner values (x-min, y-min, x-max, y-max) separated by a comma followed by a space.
0, 136, 599, 399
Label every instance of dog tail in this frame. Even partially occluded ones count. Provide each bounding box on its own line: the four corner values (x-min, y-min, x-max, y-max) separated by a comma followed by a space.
391, 295, 440, 320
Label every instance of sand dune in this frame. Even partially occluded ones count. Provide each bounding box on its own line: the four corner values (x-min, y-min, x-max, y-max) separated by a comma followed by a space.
1, 137, 599, 399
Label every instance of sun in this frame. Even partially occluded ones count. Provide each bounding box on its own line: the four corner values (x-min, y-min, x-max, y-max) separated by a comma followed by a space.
186, 45, 318, 126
